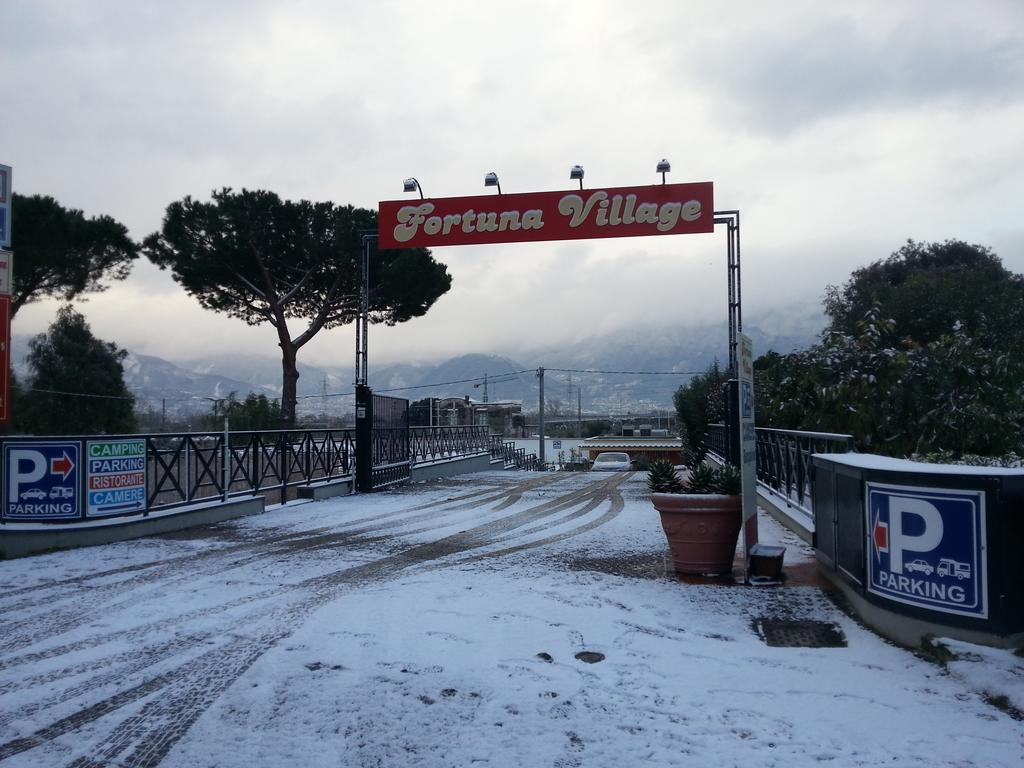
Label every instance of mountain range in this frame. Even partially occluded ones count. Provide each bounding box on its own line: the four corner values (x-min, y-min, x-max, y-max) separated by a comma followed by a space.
11, 314, 822, 419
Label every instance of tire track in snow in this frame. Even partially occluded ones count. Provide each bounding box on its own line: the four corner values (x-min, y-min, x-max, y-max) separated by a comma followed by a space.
0, 475, 566, 654
0, 476, 518, 604
0, 474, 572, 672
0, 474, 630, 766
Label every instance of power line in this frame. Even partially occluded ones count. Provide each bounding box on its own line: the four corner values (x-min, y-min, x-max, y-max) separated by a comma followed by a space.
378, 370, 533, 394
24, 367, 689, 406
546, 368, 702, 376
294, 370, 536, 400
27, 387, 135, 401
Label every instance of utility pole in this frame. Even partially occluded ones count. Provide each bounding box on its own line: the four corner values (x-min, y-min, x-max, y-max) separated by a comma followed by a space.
577, 387, 582, 439
537, 366, 545, 466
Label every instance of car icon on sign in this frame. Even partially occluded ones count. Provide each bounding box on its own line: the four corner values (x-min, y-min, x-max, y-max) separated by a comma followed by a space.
19, 488, 48, 500
905, 559, 934, 575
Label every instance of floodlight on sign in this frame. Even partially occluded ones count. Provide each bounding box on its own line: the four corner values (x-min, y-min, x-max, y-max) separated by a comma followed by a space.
403, 177, 424, 199
484, 171, 501, 194
656, 158, 671, 183
569, 165, 584, 189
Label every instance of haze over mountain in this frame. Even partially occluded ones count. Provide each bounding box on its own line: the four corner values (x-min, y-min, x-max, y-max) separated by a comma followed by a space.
12, 314, 821, 419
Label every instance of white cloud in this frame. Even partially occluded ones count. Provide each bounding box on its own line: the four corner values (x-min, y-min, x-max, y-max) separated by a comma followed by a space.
5, 0, 1023, 369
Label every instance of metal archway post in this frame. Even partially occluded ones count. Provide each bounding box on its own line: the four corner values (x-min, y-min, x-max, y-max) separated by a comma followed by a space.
714, 210, 741, 376
355, 233, 375, 387
354, 232, 376, 492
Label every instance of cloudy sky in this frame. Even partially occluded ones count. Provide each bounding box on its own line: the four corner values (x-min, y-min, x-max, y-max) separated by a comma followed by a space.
5, 0, 1023, 367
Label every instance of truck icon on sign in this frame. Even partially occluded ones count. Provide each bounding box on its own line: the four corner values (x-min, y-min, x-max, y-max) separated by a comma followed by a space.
937, 558, 971, 580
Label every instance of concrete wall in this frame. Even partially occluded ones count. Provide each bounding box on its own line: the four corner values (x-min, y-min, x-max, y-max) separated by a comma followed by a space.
411, 452, 494, 482
1, 453, 507, 560
296, 478, 353, 500
822, 564, 1024, 650
753, 486, 814, 544
0, 496, 264, 560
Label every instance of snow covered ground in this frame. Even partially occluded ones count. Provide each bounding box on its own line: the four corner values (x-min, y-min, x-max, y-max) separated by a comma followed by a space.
0, 471, 1020, 767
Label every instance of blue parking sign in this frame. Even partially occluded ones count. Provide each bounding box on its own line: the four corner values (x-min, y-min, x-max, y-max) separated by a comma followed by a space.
4, 441, 81, 520
866, 482, 987, 619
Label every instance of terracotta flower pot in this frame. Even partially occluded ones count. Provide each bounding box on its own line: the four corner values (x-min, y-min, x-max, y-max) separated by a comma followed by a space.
651, 493, 742, 575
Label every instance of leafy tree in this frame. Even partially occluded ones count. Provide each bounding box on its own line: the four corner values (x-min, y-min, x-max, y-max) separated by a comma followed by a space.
753, 349, 822, 429
672, 361, 728, 463
143, 188, 452, 427
545, 398, 567, 417
202, 392, 282, 431
813, 310, 1024, 455
757, 240, 1024, 457
9, 194, 139, 318
18, 305, 136, 434
824, 239, 1024, 348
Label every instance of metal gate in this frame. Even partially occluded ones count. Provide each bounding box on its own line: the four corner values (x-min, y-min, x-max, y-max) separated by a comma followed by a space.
354, 391, 410, 490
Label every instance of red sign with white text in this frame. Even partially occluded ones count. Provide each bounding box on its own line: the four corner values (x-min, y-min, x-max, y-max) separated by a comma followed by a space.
378, 181, 713, 249
0, 295, 9, 425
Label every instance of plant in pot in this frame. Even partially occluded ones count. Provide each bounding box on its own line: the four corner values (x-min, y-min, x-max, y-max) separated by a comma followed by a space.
648, 458, 743, 575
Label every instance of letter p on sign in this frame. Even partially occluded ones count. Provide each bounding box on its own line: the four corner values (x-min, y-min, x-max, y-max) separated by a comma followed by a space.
888, 497, 944, 572
9, 449, 46, 498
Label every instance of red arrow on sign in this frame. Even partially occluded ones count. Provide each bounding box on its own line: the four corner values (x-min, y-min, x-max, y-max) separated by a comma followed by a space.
873, 516, 889, 553
51, 451, 74, 480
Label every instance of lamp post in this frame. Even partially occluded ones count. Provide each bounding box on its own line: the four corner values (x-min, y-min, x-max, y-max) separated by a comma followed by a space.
484, 171, 501, 194
656, 158, 670, 184
569, 164, 584, 190
403, 177, 425, 199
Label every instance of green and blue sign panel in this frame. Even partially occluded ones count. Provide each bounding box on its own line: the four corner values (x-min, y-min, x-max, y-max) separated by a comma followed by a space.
867, 482, 987, 619
3, 439, 148, 520
4, 441, 81, 520
86, 439, 146, 517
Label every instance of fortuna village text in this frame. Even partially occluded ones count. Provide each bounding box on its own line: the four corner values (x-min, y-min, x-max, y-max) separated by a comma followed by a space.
391, 191, 704, 243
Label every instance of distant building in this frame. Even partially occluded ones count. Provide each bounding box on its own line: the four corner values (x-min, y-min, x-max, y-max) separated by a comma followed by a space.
473, 400, 523, 436
579, 422, 683, 464
413, 396, 522, 435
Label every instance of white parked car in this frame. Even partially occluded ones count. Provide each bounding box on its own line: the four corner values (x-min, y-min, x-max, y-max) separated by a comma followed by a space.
591, 452, 633, 472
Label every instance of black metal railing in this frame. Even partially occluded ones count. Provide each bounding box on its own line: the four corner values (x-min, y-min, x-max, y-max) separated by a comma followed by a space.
1, 422, 545, 526
489, 436, 544, 471
149, 429, 356, 511
371, 394, 411, 489
706, 424, 854, 514
706, 423, 727, 460
412, 426, 490, 463
0, 429, 356, 525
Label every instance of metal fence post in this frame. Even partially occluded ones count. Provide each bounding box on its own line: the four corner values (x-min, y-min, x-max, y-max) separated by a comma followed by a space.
355, 384, 373, 493
222, 417, 230, 502
279, 431, 288, 507
725, 379, 740, 467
